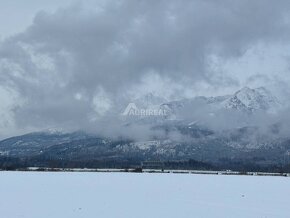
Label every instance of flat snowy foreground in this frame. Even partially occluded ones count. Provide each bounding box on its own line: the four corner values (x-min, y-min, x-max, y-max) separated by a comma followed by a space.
0, 172, 289, 218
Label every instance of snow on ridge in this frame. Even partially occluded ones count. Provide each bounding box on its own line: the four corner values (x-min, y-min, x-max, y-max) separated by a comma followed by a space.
163, 86, 283, 116
223, 86, 282, 113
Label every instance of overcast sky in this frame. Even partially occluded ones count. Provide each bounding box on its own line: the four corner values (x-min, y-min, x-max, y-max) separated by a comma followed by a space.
1, 0, 290, 138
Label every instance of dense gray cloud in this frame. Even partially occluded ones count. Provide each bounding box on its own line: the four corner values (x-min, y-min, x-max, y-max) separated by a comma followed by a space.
1, 0, 290, 138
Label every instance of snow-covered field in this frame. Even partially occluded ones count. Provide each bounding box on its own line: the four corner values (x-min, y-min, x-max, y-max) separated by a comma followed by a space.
0, 172, 289, 218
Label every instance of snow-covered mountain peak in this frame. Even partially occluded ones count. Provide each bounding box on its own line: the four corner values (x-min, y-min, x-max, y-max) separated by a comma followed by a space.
224, 86, 281, 112
161, 86, 282, 119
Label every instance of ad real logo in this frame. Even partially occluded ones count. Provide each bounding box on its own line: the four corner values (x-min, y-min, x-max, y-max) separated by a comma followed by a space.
121, 103, 168, 117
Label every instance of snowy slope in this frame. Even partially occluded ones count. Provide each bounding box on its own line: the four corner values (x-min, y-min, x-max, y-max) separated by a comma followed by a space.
222, 86, 281, 112
165, 87, 282, 116
0, 172, 289, 218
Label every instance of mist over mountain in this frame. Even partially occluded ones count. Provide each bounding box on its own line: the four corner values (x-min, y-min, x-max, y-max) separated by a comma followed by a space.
1, 86, 290, 171
86, 86, 287, 141
1, 86, 288, 141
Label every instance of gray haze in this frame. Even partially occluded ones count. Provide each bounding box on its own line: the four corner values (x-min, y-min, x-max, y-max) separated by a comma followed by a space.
1, 0, 290, 138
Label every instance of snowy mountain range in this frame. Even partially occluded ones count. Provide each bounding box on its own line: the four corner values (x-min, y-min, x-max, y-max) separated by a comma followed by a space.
0, 87, 289, 170
161, 86, 282, 119
222, 87, 281, 112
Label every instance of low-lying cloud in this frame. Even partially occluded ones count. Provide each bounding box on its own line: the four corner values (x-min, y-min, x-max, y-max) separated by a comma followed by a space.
1, 0, 290, 138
